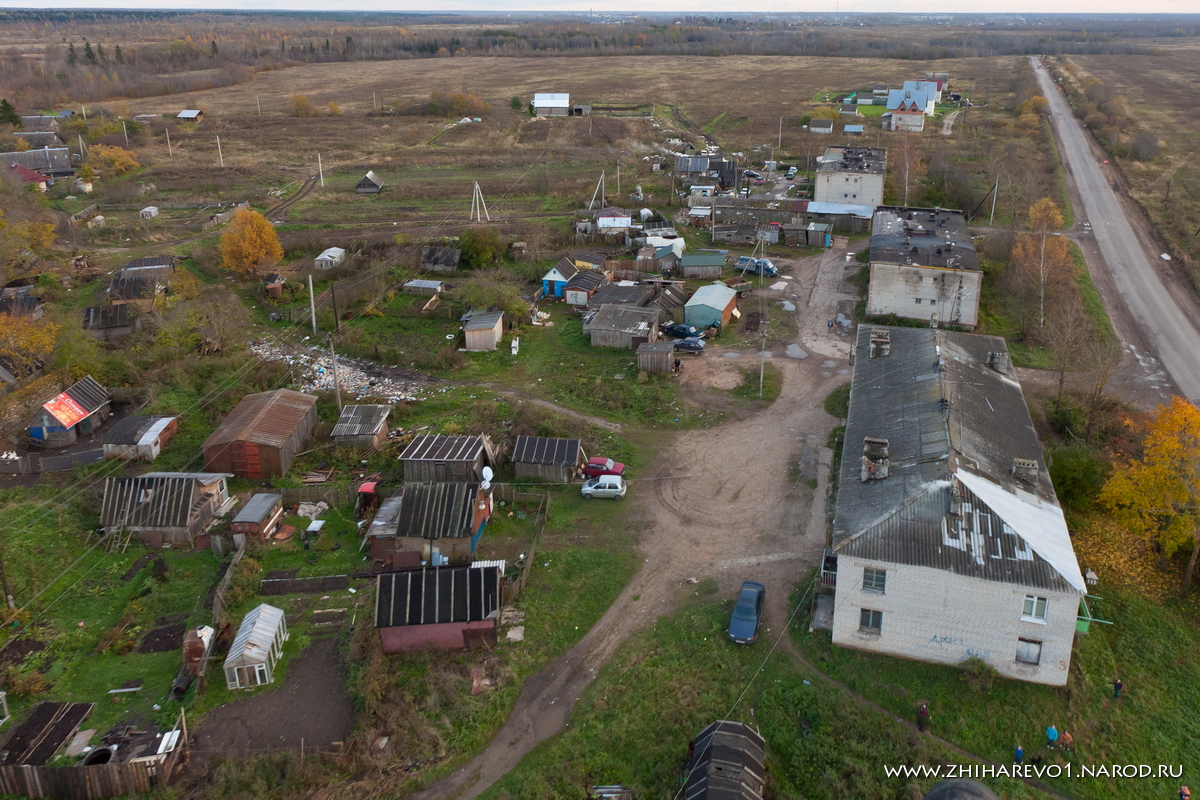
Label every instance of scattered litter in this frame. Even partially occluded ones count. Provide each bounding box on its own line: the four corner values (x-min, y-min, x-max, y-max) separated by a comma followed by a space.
250, 341, 429, 403
780, 300, 796, 312
296, 501, 330, 519
1161, 253, 1171, 261
302, 467, 335, 485
505, 626, 525, 642
768, 281, 788, 291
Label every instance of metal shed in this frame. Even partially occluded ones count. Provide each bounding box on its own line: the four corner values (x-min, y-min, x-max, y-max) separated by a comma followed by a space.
464, 311, 504, 352
685, 283, 739, 329
403, 279, 444, 296
390, 482, 492, 563
82, 304, 140, 340
680, 254, 725, 279
587, 283, 654, 310
637, 342, 675, 375
564, 270, 608, 307
589, 304, 660, 349
224, 604, 288, 689
374, 566, 500, 652
203, 389, 318, 479
231, 493, 284, 540
27, 376, 110, 447
355, 170, 384, 194
102, 415, 179, 461
332, 404, 391, 448
140, 206, 159, 220
314, 247, 346, 270
511, 436, 584, 483
399, 434, 492, 482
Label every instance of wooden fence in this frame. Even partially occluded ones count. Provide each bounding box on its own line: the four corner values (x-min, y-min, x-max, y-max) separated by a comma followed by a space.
279, 485, 359, 509
209, 548, 244, 629
496, 487, 549, 606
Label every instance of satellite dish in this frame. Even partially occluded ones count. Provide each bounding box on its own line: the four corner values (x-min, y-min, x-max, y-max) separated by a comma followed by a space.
482, 466, 494, 481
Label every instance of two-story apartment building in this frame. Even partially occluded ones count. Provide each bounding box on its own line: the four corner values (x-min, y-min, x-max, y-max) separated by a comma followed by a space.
813, 147, 886, 209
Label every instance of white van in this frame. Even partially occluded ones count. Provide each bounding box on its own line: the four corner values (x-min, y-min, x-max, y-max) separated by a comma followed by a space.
582, 474, 627, 500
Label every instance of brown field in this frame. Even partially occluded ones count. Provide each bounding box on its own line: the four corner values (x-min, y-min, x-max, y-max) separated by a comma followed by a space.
1071, 42, 1200, 277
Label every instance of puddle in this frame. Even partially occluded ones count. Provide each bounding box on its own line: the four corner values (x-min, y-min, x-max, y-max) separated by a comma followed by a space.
821, 360, 837, 367
722, 352, 740, 358
786, 344, 808, 359
769, 281, 788, 291
779, 300, 796, 311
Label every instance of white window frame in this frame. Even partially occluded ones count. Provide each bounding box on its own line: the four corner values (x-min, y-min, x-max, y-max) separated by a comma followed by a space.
1022, 595, 1048, 623
1016, 638, 1042, 665
859, 608, 883, 634
862, 568, 886, 594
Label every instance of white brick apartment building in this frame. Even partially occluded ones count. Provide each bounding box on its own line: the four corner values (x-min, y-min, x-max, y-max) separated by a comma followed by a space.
822, 326, 1085, 686
813, 146, 886, 209
866, 207, 982, 328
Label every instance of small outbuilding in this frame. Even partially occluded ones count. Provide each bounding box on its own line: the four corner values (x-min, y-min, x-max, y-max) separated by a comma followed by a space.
230, 493, 285, 540
331, 404, 391, 449
203, 389, 318, 479
679, 253, 725, 279
565, 270, 608, 307
100, 471, 234, 548
355, 170, 384, 194
685, 283, 739, 329
589, 304, 660, 350
573, 251, 608, 271
224, 604, 288, 690
375, 565, 501, 653
682, 720, 766, 800
388, 482, 493, 563
399, 433, 494, 482
541, 258, 579, 299
7, 163, 48, 192
403, 279, 444, 297
177, 110, 204, 122
103, 415, 179, 462
511, 435, 584, 483
588, 283, 654, 310
532, 93, 571, 117
637, 341, 675, 375
422, 245, 461, 273
809, 119, 834, 134
28, 376, 111, 447
140, 206, 160, 220
82, 305, 140, 340
807, 222, 832, 247
463, 311, 505, 352
314, 246, 346, 270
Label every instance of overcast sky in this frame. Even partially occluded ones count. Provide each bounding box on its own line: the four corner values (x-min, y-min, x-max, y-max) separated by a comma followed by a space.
0, 1, 1196, 14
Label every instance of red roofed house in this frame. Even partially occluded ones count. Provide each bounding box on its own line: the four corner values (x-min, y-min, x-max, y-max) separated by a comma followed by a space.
8, 163, 48, 192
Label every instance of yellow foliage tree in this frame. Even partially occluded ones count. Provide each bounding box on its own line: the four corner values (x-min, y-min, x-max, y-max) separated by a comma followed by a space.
1101, 396, 1200, 593
290, 94, 317, 117
83, 143, 140, 177
219, 208, 282, 274
0, 315, 59, 380
1012, 197, 1070, 329
327, 102, 341, 116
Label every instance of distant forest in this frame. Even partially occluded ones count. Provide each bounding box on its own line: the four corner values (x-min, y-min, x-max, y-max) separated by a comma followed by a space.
0, 10, 1194, 109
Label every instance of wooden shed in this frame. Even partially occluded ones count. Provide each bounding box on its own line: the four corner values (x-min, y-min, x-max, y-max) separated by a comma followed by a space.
230, 493, 284, 540
589, 304, 660, 350
331, 404, 390, 448
542, 258, 579, 299
680, 254, 725, 279
682, 720, 766, 800
385, 482, 492, 563
100, 472, 234, 548
27, 376, 110, 448
422, 245, 461, 273
564, 270, 608, 307
374, 566, 500, 653
103, 415, 179, 461
399, 434, 493, 482
224, 604, 288, 689
464, 311, 504, 352
203, 389, 318, 479
511, 436, 584, 483
637, 342, 675, 375
355, 170, 384, 194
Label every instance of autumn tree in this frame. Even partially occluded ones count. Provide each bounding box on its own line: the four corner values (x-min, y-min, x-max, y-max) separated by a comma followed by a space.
0, 315, 58, 382
1044, 298, 1094, 404
327, 102, 341, 116
457, 227, 504, 269
893, 132, 927, 207
1101, 397, 1200, 592
290, 94, 317, 117
1012, 197, 1071, 329
83, 144, 140, 177
220, 208, 282, 274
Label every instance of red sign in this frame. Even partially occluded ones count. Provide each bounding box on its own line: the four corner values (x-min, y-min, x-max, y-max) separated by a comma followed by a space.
43, 393, 90, 427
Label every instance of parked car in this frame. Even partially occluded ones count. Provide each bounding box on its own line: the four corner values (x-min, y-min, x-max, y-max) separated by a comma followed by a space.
583, 456, 626, 478
663, 323, 703, 339
674, 337, 706, 355
581, 474, 626, 500
734, 256, 779, 278
728, 581, 766, 644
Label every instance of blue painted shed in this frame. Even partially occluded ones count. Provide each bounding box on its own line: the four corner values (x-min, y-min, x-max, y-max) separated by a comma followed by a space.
685, 283, 739, 329
541, 258, 579, 299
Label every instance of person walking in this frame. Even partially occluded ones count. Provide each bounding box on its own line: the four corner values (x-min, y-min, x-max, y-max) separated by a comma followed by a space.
917, 704, 929, 732
673, 357, 682, 374
1046, 725, 1059, 749
1060, 730, 1073, 751
1113, 677, 1123, 698
1014, 745, 1024, 764
1178, 785, 1190, 800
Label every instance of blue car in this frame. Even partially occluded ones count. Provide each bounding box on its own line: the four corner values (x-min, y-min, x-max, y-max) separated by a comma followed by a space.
728, 581, 765, 644
663, 323, 703, 339
674, 337, 706, 355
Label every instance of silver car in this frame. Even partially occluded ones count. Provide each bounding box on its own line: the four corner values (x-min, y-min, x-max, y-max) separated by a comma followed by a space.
581, 475, 627, 500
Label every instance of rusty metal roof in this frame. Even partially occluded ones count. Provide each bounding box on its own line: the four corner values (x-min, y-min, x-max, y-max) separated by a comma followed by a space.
203, 389, 317, 449
399, 434, 486, 463
396, 482, 482, 540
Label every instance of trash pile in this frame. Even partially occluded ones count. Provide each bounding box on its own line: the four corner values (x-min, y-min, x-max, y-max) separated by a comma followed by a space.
250, 340, 429, 403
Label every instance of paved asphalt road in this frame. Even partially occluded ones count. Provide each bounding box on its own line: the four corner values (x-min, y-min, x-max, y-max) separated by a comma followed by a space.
1031, 56, 1200, 401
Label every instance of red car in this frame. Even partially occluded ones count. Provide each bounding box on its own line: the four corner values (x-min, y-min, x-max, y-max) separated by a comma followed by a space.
583, 456, 626, 479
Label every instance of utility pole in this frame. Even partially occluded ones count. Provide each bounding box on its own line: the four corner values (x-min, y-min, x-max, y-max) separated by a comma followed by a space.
165, 128, 172, 158
328, 337, 343, 412
989, 175, 999, 226
778, 115, 783, 149
0, 552, 16, 610
122, 120, 129, 147
308, 274, 318, 335
373, 92, 377, 111
216, 136, 224, 168
616, 160, 621, 198
257, 95, 262, 117
318, 153, 324, 188
331, 282, 341, 333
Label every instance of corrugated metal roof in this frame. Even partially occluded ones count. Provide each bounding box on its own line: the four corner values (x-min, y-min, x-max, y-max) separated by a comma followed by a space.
404, 279, 443, 292
687, 283, 738, 311
374, 566, 500, 627
565, 270, 607, 292
104, 415, 175, 446
100, 474, 207, 529
421, 245, 460, 267
107, 275, 158, 301
681, 254, 725, 267
203, 389, 318, 450
1, 147, 72, 174
14, 131, 60, 149
464, 311, 504, 331
805, 201, 874, 218
225, 604, 285, 668
574, 250, 607, 265
396, 482, 480, 540
358, 170, 384, 188
590, 284, 653, 307
121, 255, 176, 270
82, 305, 136, 329
233, 493, 282, 525
533, 93, 570, 106
655, 284, 689, 310
589, 304, 659, 335
331, 404, 390, 438
367, 493, 404, 539
399, 434, 486, 463
682, 720, 766, 800
0, 296, 41, 316
511, 435, 581, 467
56, 376, 109, 415
675, 156, 711, 173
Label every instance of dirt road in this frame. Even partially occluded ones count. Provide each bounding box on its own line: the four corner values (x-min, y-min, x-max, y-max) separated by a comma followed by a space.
1032, 57, 1200, 402
413, 244, 858, 800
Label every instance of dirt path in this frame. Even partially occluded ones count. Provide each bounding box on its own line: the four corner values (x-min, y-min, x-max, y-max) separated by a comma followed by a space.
480, 387, 623, 433
941, 109, 962, 136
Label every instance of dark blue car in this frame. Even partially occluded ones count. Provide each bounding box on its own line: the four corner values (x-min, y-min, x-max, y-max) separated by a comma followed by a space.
663, 323, 702, 340
728, 581, 765, 644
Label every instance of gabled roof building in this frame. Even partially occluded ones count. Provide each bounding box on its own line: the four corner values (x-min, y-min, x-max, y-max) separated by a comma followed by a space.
100, 471, 233, 548
202, 389, 318, 479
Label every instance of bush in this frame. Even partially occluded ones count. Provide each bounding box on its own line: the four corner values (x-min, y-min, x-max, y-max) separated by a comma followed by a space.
824, 383, 851, 419
1047, 444, 1111, 513
1047, 397, 1086, 438
961, 657, 998, 693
